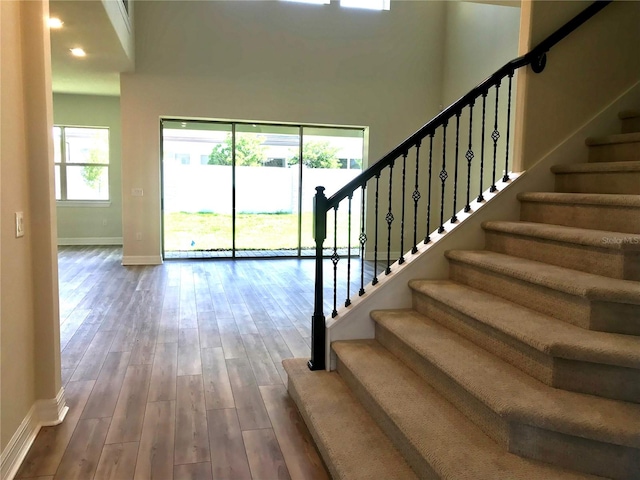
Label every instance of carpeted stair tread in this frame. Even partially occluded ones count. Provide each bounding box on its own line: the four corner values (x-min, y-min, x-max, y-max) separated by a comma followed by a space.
551, 161, 640, 173
368, 310, 640, 449
482, 221, 640, 251
282, 358, 417, 480
408, 279, 640, 369
445, 249, 640, 304
586, 131, 640, 146
517, 191, 640, 208
332, 340, 602, 480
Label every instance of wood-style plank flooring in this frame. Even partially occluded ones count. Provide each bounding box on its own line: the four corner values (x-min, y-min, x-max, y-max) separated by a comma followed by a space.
16, 246, 388, 480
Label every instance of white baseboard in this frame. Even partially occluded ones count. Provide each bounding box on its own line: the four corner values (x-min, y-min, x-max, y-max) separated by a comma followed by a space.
0, 388, 68, 480
121, 255, 163, 266
57, 237, 123, 246
37, 388, 69, 427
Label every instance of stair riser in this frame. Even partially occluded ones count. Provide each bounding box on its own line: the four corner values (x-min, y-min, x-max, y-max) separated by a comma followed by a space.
412, 291, 554, 384
519, 201, 640, 234
286, 378, 341, 480
412, 291, 640, 403
448, 260, 640, 335
588, 141, 640, 163
554, 172, 640, 195
373, 324, 510, 447
374, 323, 636, 478
335, 354, 440, 480
554, 358, 640, 404
509, 423, 640, 480
484, 230, 640, 281
621, 117, 640, 134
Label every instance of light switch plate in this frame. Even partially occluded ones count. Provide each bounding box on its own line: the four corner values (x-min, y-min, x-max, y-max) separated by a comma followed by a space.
15, 212, 24, 238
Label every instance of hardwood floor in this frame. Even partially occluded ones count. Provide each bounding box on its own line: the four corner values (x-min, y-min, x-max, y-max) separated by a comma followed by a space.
18, 246, 377, 480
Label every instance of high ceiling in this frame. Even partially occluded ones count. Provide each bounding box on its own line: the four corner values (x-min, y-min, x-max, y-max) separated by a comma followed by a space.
48, 0, 132, 96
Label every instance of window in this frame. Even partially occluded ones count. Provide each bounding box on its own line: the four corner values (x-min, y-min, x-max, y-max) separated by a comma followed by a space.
54, 126, 110, 202
341, 0, 389, 10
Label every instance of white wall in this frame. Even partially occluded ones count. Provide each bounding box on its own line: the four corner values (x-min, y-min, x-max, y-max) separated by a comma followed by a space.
120, 0, 447, 263
53, 94, 123, 245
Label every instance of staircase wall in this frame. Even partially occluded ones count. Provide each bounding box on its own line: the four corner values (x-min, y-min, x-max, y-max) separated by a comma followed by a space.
515, 0, 640, 171
326, 80, 640, 370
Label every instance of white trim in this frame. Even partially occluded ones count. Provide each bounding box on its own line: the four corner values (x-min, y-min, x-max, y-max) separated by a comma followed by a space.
57, 237, 122, 246
122, 255, 163, 266
36, 388, 69, 427
56, 201, 112, 208
0, 388, 68, 480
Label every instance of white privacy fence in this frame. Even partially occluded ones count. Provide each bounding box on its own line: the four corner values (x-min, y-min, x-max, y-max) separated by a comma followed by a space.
163, 164, 362, 215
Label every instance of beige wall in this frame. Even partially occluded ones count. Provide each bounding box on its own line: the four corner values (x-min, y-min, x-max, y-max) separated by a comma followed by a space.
1, 0, 61, 452
441, 1, 521, 106
516, 0, 640, 170
53, 94, 123, 244
120, 0, 447, 262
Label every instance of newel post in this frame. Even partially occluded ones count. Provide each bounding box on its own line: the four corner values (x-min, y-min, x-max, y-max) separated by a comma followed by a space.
309, 186, 327, 371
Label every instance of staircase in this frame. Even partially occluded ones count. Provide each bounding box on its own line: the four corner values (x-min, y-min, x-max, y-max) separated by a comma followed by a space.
284, 110, 640, 480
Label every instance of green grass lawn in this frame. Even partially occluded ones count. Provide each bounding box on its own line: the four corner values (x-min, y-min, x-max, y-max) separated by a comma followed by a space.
164, 211, 359, 251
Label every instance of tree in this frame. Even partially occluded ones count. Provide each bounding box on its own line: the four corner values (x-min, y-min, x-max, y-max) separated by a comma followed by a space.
289, 141, 341, 169
208, 134, 266, 166
81, 148, 107, 189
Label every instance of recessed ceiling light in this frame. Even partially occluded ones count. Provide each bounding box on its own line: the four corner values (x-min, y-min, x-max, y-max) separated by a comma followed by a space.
70, 48, 86, 57
48, 17, 64, 29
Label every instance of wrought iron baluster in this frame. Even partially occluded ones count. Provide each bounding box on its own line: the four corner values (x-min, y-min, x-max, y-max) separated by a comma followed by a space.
359, 185, 367, 296
385, 161, 395, 275
331, 206, 339, 318
399, 152, 408, 264
372, 173, 380, 285
490, 82, 501, 192
345, 195, 353, 307
465, 103, 474, 213
478, 91, 487, 202
451, 112, 461, 223
438, 122, 448, 234
503, 72, 514, 182
411, 141, 422, 254
425, 133, 434, 244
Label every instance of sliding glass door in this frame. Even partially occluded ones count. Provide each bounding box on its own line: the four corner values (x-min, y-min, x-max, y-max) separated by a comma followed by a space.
162, 120, 233, 257
161, 119, 364, 259
234, 124, 301, 255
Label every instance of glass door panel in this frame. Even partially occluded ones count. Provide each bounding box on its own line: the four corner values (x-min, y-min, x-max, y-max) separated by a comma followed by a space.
162, 120, 233, 258
234, 124, 301, 255
300, 126, 364, 256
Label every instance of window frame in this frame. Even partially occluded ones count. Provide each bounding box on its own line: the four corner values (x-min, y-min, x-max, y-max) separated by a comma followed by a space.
54, 125, 111, 206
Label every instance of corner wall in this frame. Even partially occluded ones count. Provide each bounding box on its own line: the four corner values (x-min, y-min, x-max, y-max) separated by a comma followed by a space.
1, 0, 66, 476
53, 94, 123, 245
516, 0, 640, 170
120, 0, 447, 263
